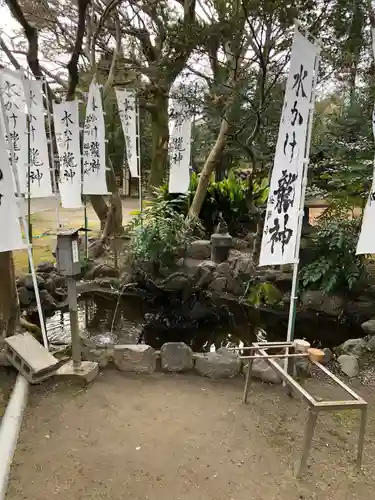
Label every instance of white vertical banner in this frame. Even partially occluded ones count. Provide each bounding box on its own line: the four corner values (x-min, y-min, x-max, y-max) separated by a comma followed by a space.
116, 88, 139, 178
168, 101, 192, 194
82, 80, 109, 195
53, 100, 82, 209
23, 79, 53, 198
356, 27, 375, 255
259, 29, 320, 266
0, 68, 28, 194
0, 114, 25, 252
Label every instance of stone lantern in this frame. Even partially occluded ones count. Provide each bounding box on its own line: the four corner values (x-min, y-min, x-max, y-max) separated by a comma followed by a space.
210, 213, 232, 263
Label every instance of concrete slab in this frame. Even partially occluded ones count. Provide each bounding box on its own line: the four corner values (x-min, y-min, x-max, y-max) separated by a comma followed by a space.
4, 333, 59, 383
5, 333, 58, 373
55, 360, 99, 383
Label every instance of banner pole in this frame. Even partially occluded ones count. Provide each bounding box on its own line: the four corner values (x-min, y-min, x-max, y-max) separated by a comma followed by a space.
0, 80, 49, 350
42, 76, 61, 231
136, 93, 142, 212
284, 47, 321, 373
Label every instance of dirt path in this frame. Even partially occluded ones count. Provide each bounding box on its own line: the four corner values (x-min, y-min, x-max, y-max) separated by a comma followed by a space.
4, 370, 375, 500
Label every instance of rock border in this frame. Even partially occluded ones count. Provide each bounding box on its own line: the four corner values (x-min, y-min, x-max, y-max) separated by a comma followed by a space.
80, 341, 302, 384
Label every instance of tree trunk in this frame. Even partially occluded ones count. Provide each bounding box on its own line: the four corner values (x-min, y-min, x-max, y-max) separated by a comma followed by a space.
90, 195, 109, 231
148, 92, 169, 192
0, 252, 19, 340
252, 210, 265, 266
188, 118, 230, 217
90, 157, 123, 233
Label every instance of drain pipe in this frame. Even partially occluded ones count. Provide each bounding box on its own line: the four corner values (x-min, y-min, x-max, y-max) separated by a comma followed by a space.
0, 375, 29, 500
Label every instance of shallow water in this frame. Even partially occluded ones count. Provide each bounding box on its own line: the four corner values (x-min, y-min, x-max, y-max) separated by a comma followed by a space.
44, 293, 252, 351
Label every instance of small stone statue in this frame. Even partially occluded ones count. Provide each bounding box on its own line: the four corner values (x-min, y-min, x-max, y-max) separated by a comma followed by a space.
216, 212, 228, 235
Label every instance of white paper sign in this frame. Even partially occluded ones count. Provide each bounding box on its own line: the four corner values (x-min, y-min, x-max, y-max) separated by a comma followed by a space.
356, 29, 375, 255
168, 102, 192, 194
72, 240, 79, 263
53, 100, 82, 209
259, 29, 320, 267
116, 88, 138, 178
82, 80, 109, 195
0, 114, 25, 252
23, 79, 53, 198
0, 68, 28, 194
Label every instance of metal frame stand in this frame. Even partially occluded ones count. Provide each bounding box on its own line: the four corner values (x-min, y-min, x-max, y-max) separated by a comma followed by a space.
236, 341, 367, 478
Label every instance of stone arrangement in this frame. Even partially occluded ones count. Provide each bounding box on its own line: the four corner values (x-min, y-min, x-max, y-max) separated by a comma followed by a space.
78, 341, 314, 383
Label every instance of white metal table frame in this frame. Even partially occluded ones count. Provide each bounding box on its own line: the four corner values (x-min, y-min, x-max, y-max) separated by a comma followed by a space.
233, 341, 368, 477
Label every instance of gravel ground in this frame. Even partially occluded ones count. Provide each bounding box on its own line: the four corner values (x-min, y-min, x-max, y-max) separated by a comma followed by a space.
3, 369, 375, 500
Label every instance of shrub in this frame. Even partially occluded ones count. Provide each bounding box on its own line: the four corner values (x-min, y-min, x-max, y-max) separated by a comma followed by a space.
127, 198, 203, 268
300, 215, 367, 294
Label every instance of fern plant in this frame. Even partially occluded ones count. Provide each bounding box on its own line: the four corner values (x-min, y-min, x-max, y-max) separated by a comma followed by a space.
300, 215, 367, 294
247, 282, 282, 306
127, 199, 203, 267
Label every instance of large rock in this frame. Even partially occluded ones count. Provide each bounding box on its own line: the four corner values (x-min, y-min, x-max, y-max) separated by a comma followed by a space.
186, 240, 211, 260
18, 286, 33, 308
82, 346, 114, 368
45, 273, 68, 293
195, 352, 241, 379
244, 358, 282, 384
301, 291, 345, 316
229, 252, 255, 276
367, 335, 375, 352
361, 319, 375, 336
38, 289, 57, 313
158, 273, 191, 292
209, 277, 227, 292
337, 338, 367, 358
215, 262, 231, 278
160, 342, 194, 372
86, 264, 120, 280
337, 354, 359, 377
23, 273, 46, 291
113, 344, 156, 373
37, 261, 55, 274
226, 276, 246, 296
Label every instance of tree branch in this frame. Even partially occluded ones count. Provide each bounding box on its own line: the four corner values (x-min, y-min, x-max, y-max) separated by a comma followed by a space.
103, 8, 122, 99
91, 0, 124, 71
66, 0, 91, 100
4, 0, 56, 105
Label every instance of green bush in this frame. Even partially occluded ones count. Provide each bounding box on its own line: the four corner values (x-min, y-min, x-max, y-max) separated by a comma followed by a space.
127, 198, 203, 267
300, 215, 367, 294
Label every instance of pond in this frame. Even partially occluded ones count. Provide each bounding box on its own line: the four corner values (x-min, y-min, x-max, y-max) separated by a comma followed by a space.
41, 290, 363, 352
44, 293, 254, 352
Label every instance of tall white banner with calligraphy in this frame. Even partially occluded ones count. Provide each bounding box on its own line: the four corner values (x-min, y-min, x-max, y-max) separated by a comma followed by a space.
356, 28, 375, 255
116, 88, 139, 178
0, 113, 25, 251
53, 100, 82, 209
82, 80, 109, 195
23, 79, 53, 198
259, 29, 320, 267
0, 68, 28, 194
168, 102, 192, 194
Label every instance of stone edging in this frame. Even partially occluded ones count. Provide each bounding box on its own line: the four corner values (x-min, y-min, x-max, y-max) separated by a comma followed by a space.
80, 342, 308, 384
